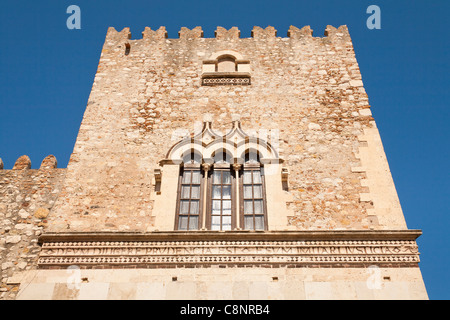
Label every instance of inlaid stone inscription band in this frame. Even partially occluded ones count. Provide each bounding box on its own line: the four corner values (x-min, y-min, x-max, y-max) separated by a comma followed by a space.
37, 230, 422, 268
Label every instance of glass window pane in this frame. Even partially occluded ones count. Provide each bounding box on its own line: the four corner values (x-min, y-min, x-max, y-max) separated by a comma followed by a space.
180, 200, 190, 214
244, 200, 253, 214
190, 200, 199, 214
214, 152, 229, 163
254, 215, 264, 230
222, 200, 232, 215
181, 186, 190, 199
213, 171, 221, 184
189, 216, 198, 230
244, 216, 254, 230
212, 186, 221, 199
222, 171, 231, 184
191, 185, 200, 199
211, 216, 221, 230
182, 171, 191, 184
243, 185, 253, 199
253, 185, 262, 199
212, 200, 221, 215
191, 171, 201, 184
222, 186, 231, 199
254, 200, 263, 214
178, 216, 188, 230
243, 171, 252, 184
252, 170, 262, 183
222, 216, 231, 230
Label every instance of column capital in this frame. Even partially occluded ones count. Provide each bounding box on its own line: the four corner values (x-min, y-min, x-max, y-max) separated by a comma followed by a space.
202, 163, 212, 172
232, 163, 242, 171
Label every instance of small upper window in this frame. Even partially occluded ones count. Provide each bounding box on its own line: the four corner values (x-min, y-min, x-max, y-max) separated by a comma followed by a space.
202, 50, 251, 86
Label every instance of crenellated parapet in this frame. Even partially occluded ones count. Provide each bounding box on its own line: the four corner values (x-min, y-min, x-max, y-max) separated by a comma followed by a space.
12, 155, 31, 170
215, 26, 240, 40
101, 25, 351, 42
40, 155, 58, 170
324, 25, 351, 40
178, 26, 204, 40
105, 27, 131, 42
251, 26, 277, 39
287, 25, 314, 39
142, 26, 168, 41
1, 154, 60, 171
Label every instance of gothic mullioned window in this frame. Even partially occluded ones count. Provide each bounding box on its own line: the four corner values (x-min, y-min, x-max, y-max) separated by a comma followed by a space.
167, 120, 281, 232
175, 153, 267, 231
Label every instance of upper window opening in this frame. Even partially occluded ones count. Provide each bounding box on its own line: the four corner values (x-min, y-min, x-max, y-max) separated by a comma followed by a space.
217, 55, 237, 72
201, 50, 251, 86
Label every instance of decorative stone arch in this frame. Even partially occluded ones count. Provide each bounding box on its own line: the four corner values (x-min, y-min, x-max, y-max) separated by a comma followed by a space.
208, 49, 245, 61
162, 120, 280, 165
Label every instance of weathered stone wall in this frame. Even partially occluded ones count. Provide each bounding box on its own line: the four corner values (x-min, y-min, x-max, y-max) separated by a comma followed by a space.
46, 24, 407, 233
0, 155, 66, 299
11, 267, 428, 300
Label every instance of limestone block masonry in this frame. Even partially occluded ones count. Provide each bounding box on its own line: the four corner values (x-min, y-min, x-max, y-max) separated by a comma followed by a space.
0, 155, 66, 299
0, 24, 428, 300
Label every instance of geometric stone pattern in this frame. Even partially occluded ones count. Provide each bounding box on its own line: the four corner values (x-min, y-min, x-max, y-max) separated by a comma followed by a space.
202, 76, 251, 86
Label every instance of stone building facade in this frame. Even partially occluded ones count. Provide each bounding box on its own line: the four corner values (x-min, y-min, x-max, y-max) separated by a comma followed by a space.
0, 25, 428, 299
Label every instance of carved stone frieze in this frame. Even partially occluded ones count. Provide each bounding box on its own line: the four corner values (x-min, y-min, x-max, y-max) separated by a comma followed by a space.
37, 231, 421, 269
202, 76, 250, 86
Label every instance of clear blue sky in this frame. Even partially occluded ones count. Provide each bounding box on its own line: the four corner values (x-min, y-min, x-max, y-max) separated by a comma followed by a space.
0, 0, 448, 299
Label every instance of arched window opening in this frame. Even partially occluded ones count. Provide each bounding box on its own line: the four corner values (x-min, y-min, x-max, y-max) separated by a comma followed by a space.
212, 149, 233, 164
244, 151, 261, 164
217, 55, 237, 72
182, 152, 202, 165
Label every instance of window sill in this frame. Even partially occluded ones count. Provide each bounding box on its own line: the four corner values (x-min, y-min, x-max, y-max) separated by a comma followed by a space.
201, 72, 251, 86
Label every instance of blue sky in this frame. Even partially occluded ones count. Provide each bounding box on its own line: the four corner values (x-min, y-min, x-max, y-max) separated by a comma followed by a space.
0, 0, 448, 299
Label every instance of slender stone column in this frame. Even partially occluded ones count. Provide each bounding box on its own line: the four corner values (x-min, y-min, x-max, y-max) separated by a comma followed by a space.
201, 163, 212, 230
232, 163, 242, 230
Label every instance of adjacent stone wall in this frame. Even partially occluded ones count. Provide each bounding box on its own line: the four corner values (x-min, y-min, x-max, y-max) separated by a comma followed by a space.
0, 155, 66, 299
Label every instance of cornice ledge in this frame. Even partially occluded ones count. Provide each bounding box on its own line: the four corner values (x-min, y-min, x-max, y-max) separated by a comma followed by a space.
39, 229, 422, 244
